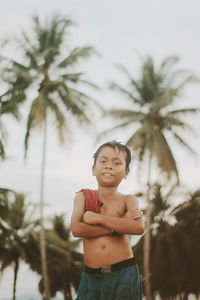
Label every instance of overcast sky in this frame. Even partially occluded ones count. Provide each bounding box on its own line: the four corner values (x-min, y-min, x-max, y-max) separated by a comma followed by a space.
0, 1, 200, 299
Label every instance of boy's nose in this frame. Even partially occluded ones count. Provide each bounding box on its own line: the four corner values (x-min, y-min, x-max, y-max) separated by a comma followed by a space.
105, 165, 112, 169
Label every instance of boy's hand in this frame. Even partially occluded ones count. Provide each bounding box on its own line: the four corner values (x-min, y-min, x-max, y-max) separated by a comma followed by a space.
123, 209, 143, 220
82, 211, 100, 225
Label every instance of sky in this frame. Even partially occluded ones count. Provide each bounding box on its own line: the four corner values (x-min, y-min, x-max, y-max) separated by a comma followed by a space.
0, 0, 200, 299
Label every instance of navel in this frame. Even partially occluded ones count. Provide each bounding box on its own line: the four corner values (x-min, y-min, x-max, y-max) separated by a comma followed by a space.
101, 244, 106, 250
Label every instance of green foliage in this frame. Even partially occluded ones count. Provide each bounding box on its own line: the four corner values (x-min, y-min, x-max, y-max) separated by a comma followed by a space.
0, 14, 98, 158
0, 92, 24, 160
171, 189, 200, 227
133, 187, 200, 299
0, 189, 83, 299
105, 56, 199, 184
0, 189, 39, 300
24, 214, 83, 299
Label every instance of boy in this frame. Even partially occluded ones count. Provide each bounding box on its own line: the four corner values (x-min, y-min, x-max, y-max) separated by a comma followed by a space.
71, 141, 145, 299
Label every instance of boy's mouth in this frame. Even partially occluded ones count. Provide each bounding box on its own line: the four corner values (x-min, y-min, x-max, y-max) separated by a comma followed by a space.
102, 172, 113, 177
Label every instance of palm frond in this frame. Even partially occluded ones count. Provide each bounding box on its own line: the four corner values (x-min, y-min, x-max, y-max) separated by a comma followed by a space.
43, 15, 73, 49
61, 72, 99, 89
60, 72, 83, 82
24, 94, 48, 157
0, 55, 29, 71
24, 105, 38, 159
47, 98, 66, 143
20, 15, 74, 68
0, 92, 25, 119
152, 88, 179, 111
164, 115, 195, 133
63, 85, 102, 121
63, 95, 90, 124
114, 64, 134, 81
78, 79, 99, 89
71, 87, 103, 113
97, 119, 136, 142
109, 82, 140, 103
0, 121, 7, 160
18, 32, 39, 69
175, 74, 198, 92
152, 130, 179, 182
0, 140, 5, 160
160, 56, 179, 72
52, 214, 71, 241
57, 47, 94, 68
167, 108, 200, 115
126, 127, 148, 152
0, 98, 20, 119
170, 131, 196, 155
0, 252, 14, 272
107, 108, 145, 121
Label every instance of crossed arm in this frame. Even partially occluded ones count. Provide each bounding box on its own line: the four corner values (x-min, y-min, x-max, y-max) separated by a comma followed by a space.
71, 192, 145, 238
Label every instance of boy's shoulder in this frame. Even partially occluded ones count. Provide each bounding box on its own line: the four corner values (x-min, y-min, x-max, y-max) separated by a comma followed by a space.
119, 192, 139, 207
119, 192, 138, 200
75, 188, 102, 214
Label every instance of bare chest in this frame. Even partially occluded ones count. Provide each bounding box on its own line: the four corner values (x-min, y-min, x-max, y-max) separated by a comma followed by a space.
100, 199, 126, 217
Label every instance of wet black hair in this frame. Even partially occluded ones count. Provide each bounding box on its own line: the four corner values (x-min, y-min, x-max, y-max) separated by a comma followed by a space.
93, 140, 132, 171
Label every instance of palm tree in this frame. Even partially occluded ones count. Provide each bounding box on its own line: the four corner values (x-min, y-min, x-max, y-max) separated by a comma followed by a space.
1, 14, 97, 299
0, 188, 39, 300
103, 56, 199, 299
134, 187, 200, 299
24, 215, 83, 300
169, 189, 200, 299
47, 214, 83, 299
0, 88, 26, 160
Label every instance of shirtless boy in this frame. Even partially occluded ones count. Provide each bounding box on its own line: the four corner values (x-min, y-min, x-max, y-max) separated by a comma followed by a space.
71, 141, 145, 300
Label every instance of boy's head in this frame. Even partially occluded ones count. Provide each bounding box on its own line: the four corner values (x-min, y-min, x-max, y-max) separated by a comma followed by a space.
93, 140, 132, 172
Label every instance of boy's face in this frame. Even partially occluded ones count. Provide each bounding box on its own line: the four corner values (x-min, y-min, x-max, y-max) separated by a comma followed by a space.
92, 146, 128, 187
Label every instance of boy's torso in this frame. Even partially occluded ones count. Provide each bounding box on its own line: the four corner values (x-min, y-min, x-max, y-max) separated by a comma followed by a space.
83, 192, 133, 268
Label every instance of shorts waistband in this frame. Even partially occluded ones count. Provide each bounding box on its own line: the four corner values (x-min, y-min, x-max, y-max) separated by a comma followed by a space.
85, 257, 136, 274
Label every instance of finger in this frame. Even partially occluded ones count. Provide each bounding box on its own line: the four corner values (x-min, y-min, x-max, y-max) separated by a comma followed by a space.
129, 209, 141, 214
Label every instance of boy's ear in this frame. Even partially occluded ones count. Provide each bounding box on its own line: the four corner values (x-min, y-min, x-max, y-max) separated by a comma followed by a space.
124, 169, 129, 179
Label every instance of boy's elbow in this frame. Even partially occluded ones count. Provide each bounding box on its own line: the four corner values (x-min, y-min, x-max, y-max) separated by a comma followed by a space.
131, 221, 145, 235
137, 221, 145, 234
72, 228, 83, 237
71, 228, 79, 237
71, 223, 81, 237
137, 224, 145, 235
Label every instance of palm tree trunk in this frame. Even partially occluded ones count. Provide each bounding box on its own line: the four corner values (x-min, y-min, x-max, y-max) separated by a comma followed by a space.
12, 257, 19, 300
63, 291, 71, 300
143, 146, 153, 300
63, 283, 72, 300
39, 119, 51, 300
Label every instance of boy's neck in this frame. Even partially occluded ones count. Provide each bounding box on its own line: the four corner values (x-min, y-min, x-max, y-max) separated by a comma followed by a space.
97, 185, 118, 196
